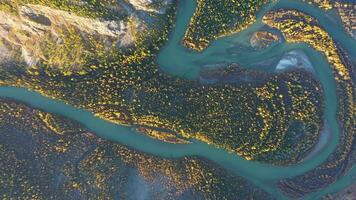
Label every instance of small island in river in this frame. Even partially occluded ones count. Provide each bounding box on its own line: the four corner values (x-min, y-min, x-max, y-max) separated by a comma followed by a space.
0, 0, 355, 199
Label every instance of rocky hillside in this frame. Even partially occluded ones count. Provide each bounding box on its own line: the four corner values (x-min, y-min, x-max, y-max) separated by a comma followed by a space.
0, 0, 173, 72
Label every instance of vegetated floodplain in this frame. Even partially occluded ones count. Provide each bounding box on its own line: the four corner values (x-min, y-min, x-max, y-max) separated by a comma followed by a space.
182, 0, 269, 51
263, 9, 356, 198
0, 2, 324, 165
0, 0, 356, 199
0, 98, 274, 200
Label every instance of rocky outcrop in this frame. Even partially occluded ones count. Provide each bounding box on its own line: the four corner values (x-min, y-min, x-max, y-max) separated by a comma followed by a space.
127, 0, 173, 13
0, 4, 141, 70
0, 0, 173, 71
18, 5, 131, 40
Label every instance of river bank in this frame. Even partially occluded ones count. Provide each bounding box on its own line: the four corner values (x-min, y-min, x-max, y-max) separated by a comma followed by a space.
0, 0, 355, 199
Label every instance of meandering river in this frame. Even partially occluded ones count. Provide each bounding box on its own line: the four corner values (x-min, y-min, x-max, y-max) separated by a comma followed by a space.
0, 0, 355, 199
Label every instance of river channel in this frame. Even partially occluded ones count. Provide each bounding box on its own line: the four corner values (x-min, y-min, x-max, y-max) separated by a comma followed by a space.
0, 0, 355, 199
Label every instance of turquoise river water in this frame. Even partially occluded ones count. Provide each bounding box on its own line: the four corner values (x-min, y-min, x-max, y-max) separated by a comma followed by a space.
0, 0, 355, 199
